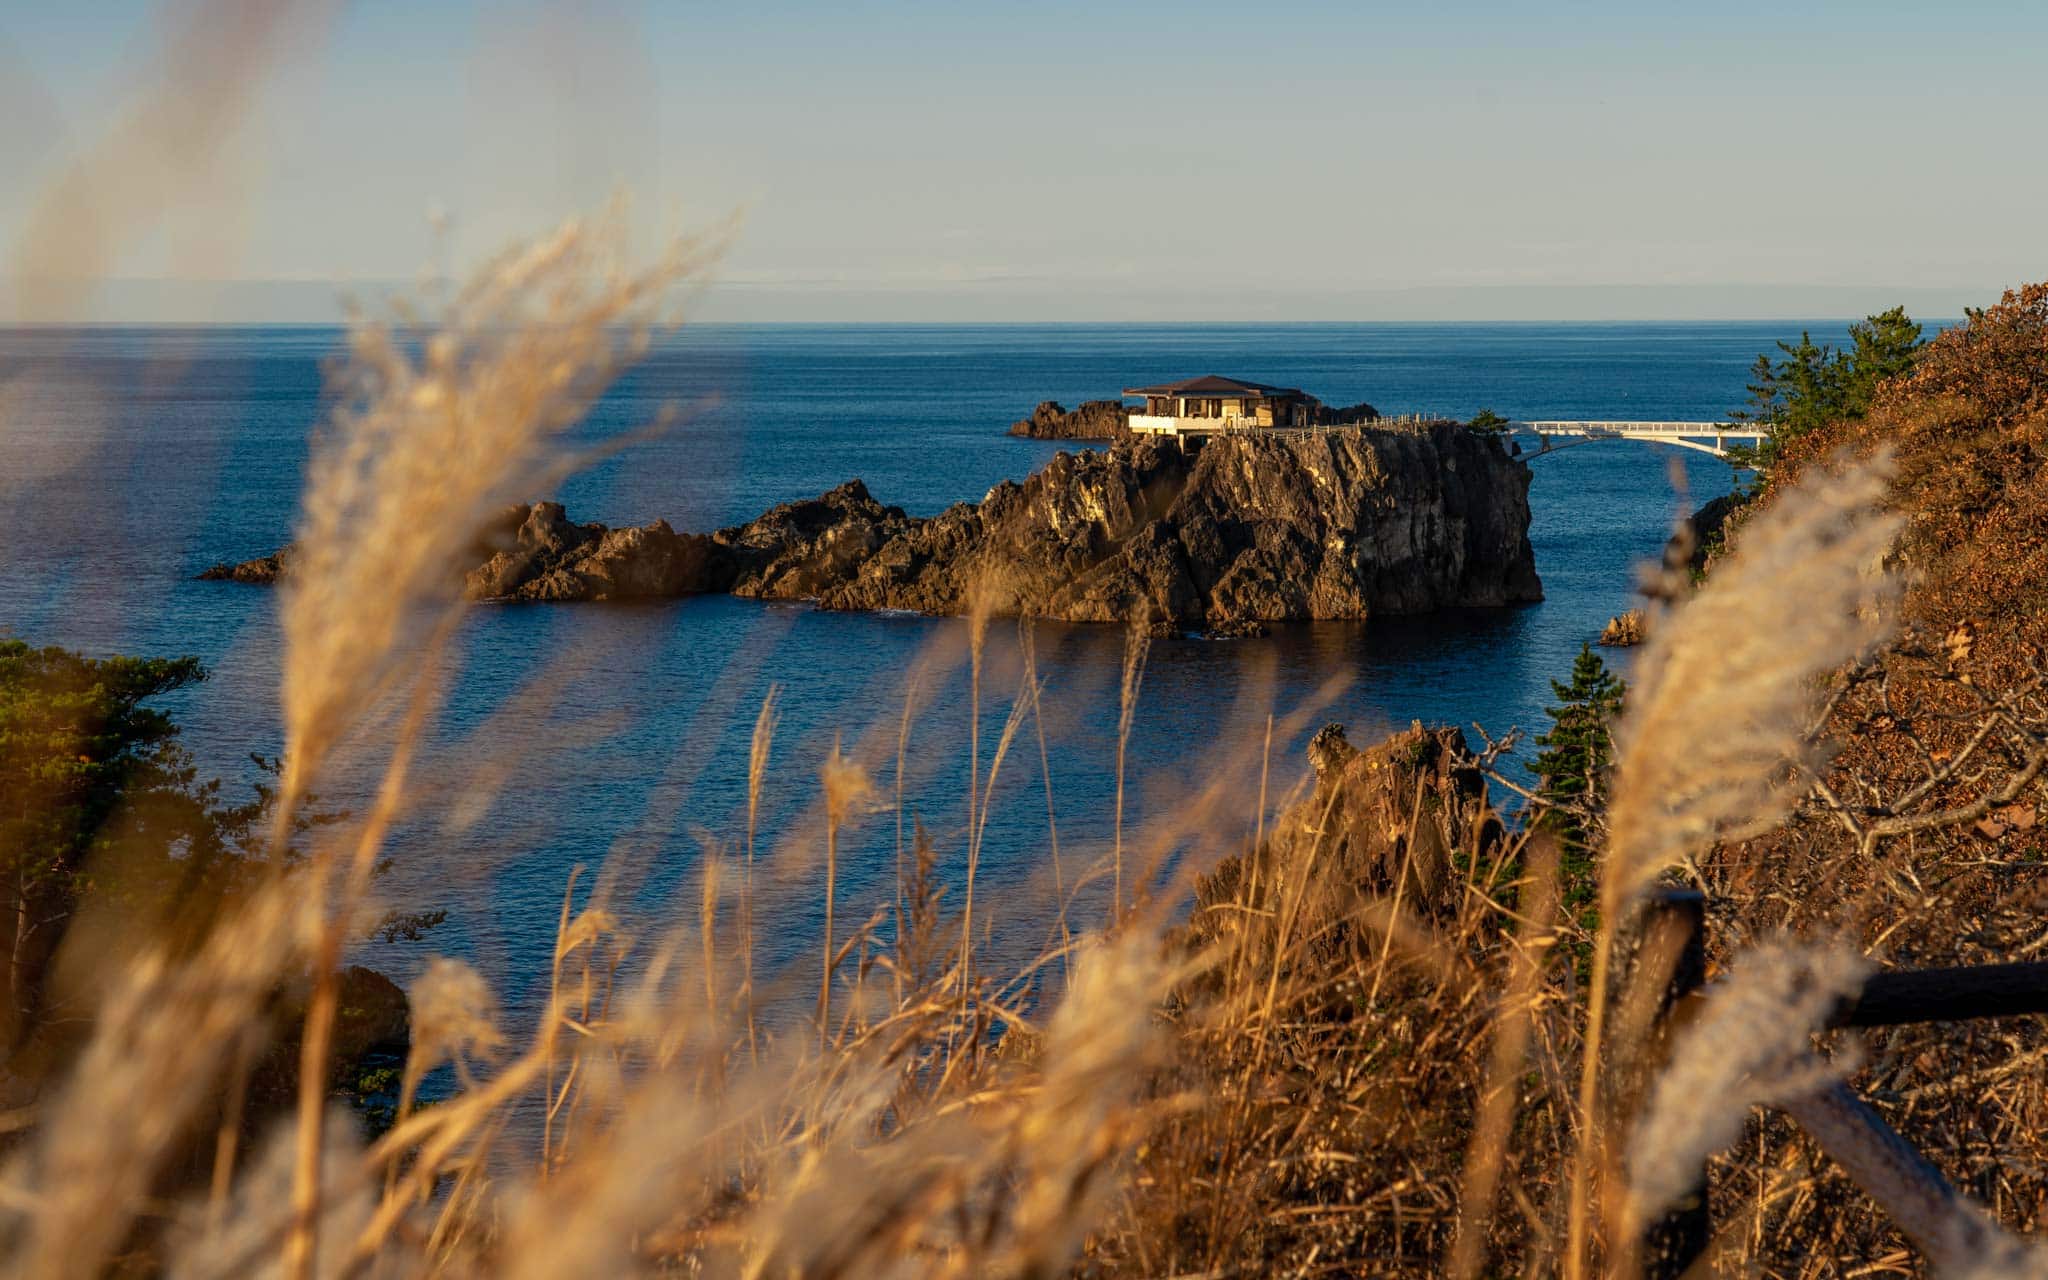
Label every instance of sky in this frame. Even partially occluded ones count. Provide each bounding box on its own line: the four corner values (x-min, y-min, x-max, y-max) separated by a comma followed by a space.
2, 0, 2044, 322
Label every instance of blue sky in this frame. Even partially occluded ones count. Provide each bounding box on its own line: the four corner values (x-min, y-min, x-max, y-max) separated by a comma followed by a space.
3, 0, 2044, 320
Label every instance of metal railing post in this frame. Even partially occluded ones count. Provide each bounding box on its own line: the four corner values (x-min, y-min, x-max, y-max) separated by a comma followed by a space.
1628, 889, 1711, 1280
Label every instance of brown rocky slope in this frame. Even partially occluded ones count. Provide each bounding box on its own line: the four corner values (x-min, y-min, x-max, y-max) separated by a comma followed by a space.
1675, 283, 2048, 1269
202, 424, 1540, 631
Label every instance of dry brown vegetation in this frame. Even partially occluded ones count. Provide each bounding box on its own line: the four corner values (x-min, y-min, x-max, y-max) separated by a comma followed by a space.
5, 198, 2048, 1278
1681, 284, 2048, 1276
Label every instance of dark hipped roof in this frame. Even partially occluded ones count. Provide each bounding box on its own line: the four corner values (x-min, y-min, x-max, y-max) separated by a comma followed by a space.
1121, 374, 1306, 398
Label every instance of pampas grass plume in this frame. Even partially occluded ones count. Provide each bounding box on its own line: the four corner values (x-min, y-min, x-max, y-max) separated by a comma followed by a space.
1606, 454, 1902, 902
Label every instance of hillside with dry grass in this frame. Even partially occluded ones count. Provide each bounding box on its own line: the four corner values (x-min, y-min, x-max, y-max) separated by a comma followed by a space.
1679, 283, 2048, 1274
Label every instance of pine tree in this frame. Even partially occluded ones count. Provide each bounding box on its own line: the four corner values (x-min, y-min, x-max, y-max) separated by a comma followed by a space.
1725, 308, 1927, 473
1839, 305, 1924, 412
1531, 643, 1626, 870
1466, 407, 1511, 437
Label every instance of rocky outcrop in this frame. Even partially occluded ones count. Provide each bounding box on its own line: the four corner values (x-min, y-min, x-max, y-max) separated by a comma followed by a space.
814, 439, 1197, 620
1008, 399, 1131, 440
1193, 721, 1505, 948
803, 426, 1540, 628
198, 546, 294, 584
201, 424, 1539, 631
1314, 400, 1381, 426
465, 501, 734, 602
718, 480, 914, 598
1677, 490, 1752, 571
1299, 722, 1501, 911
1598, 608, 1646, 647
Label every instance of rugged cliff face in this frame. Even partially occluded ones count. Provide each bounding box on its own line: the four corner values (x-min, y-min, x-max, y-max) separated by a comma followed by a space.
1007, 399, 1132, 440
815, 426, 1539, 628
464, 502, 732, 602
201, 424, 1539, 630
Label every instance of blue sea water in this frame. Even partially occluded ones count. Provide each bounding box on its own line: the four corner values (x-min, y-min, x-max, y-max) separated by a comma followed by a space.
0, 321, 1804, 1018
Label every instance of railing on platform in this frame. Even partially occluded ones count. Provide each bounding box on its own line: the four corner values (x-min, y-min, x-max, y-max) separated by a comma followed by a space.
1127, 412, 1456, 439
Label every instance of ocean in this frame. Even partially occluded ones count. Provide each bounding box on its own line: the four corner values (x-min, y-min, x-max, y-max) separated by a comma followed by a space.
0, 321, 1800, 1018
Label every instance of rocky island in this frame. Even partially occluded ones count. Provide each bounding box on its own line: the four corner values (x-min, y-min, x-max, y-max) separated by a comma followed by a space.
204, 424, 1540, 633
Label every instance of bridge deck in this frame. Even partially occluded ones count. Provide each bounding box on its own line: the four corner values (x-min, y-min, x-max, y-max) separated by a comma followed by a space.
1518, 420, 1765, 458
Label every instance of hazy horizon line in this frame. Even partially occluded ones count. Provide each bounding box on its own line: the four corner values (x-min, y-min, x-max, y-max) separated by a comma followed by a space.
1, 278, 2001, 326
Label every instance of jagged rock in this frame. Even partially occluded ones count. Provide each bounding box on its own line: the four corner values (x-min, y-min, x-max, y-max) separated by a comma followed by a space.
1599, 608, 1646, 647
1304, 723, 1501, 911
1677, 490, 1752, 571
198, 546, 294, 584
1008, 399, 1131, 440
332, 964, 411, 1059
1308, 722, 1359, 781
821, 426, 1538, 628
468, 501, 733, 602
716, 479, 914, 598
201, 424, 1539, 628
1190, 722, 1506, 963
818, 438, 1194, 618
1313, 400, 1380, 426
1170, 426, 1540, 620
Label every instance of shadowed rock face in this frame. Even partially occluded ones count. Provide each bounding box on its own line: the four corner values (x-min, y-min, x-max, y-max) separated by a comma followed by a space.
1008, 399, 1131, 440
1191, 721, 1506, 959
465, 502, 734, 602
815, 427, 1540, 627
197, 547, 295, 584
199, 425, 1539, 631
719, 480, 913, 599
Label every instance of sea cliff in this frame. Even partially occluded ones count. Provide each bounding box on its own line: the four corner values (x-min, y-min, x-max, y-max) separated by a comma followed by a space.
203, 424, 1540, 631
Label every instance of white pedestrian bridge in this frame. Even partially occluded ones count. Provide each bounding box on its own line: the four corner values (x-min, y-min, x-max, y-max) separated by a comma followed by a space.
1517, 421, 1766, 459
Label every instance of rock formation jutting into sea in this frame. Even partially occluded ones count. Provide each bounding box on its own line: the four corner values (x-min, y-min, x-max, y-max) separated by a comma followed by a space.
203, 426, 1542, 634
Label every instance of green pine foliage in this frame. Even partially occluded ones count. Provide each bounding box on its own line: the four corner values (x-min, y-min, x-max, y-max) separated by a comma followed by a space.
1530, 643, 1626, 903
0, 640, 344, 1052
1, 641, 240, 1039
1466, 407, 1512, 436
1726, 306, 1925, 472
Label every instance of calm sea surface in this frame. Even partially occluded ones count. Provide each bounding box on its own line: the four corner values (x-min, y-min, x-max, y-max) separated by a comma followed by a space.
0, 322, 1816, 1016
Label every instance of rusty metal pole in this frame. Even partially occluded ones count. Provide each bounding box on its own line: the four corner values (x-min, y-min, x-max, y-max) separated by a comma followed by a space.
1778, 1083, 2021, 1275
1635, 888, 1710, 1280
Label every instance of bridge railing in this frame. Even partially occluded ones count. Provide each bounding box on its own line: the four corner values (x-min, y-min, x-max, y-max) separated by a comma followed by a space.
1519, 420, 1765, 439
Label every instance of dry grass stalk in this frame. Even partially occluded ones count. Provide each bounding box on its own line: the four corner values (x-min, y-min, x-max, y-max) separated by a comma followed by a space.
1112, 611, 1152, 920
819, 735, 874, 1042
273, 213, 708, 1277
960, 577, 998, 990
1624, 942, 1868, 1231
1567, 454, 1905, 1278
744, 684, 780, 1056
279, 212, 704, 812
1447, 832, 1561, 1279
0, 883, 310, 1279
1020, 622, 1073, 978
1606, 453, 1903, 903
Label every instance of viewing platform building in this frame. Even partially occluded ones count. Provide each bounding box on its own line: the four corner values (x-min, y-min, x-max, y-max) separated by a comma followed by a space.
1124, 375, 1315, 436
